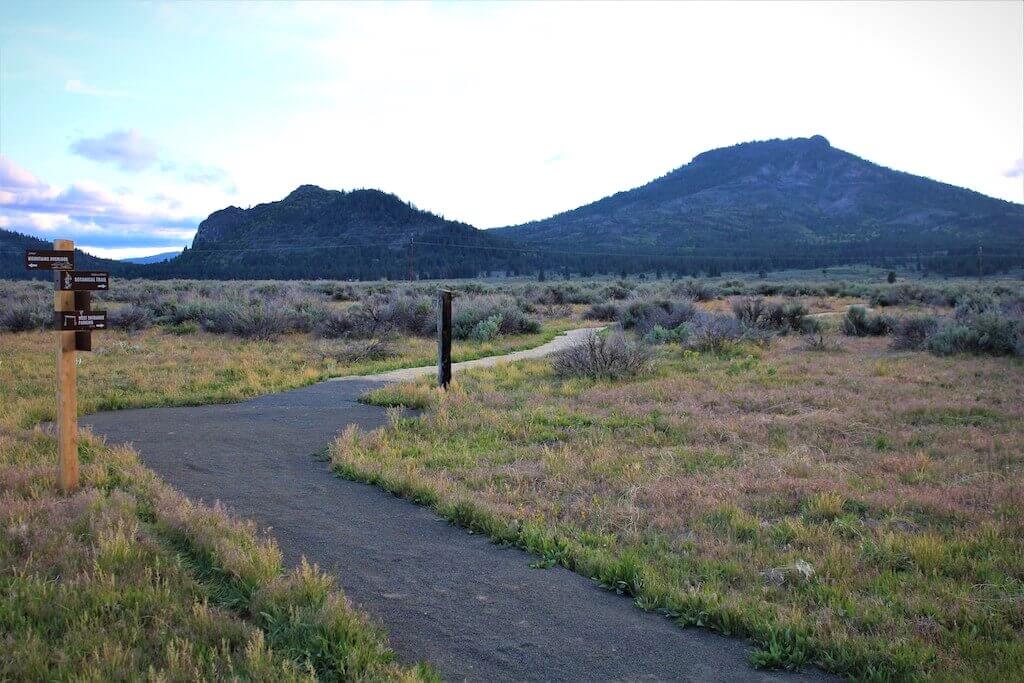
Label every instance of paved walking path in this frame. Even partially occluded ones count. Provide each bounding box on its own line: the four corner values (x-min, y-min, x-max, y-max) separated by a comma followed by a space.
83, 328, 825, 681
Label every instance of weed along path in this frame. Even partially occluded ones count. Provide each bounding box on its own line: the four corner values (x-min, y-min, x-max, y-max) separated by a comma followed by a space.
82, 328, 823, 682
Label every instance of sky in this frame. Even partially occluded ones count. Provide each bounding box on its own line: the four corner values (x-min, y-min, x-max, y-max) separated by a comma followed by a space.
1, 1, 1022, 259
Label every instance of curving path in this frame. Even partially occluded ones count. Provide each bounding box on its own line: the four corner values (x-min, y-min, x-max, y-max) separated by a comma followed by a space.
83, 328, 826, 682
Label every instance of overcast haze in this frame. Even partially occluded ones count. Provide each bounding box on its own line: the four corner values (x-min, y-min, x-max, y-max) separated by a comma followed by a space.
1, 0, 1022, 258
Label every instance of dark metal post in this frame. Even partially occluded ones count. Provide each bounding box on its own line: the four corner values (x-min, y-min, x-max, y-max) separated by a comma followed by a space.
74, 291, 92, 352
437, 289, 452, 389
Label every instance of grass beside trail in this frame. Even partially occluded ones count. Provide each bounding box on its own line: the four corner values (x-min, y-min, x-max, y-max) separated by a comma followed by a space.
0, 429, 432, 680
4, 324, 587, 680
0, 322, 577, 678
1, 323, 573, 427
347, 337, 1024, 679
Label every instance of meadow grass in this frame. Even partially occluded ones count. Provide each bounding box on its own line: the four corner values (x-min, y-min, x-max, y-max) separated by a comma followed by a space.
0, 324, 572, 427
343, 336, 1024, 679
3, 323, 591, 679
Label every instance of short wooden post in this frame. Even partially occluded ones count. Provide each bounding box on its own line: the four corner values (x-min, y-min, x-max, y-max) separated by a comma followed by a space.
54, 239, 78, 492
437, 290, 452, 389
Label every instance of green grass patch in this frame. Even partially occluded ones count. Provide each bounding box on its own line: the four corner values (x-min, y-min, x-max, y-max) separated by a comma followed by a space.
326, 345, 1024, 680
903, 406, 1005, 428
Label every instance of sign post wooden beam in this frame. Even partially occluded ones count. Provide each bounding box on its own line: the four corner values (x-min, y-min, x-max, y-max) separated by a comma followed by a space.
437, 290, 452, 389
54, 239, 78, 492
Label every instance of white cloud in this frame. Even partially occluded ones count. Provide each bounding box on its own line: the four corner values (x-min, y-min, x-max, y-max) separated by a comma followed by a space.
64, 79, 126, 97
208, 1, 1022, 225
70, 129, 159, 172
0, 157, 198, 248
1005, 158, 1024, 178
0, 155, 47, 191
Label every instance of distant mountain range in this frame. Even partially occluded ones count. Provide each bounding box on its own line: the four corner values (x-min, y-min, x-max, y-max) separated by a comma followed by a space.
3, 136, 1022, 280
121, 251, 181, 265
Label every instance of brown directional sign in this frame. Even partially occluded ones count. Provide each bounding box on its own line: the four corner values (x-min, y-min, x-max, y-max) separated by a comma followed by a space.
25, 249, 75, 270
58, 270, 109, 291
55, 310, 107, 331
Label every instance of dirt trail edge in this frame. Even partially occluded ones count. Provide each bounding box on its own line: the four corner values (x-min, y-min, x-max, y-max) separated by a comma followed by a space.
83, 328, 826, 682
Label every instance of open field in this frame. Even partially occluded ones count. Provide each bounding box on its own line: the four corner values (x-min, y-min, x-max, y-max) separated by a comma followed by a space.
347, 338, 1024, 679
3, 273, 1024, 679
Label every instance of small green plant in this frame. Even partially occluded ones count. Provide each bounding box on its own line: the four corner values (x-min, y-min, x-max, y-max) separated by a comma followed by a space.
167, 320, 200, 335
802, 491, 845, 521
750, 628, 813, 670
644, 323, 690, 345
469, 314, 502, 342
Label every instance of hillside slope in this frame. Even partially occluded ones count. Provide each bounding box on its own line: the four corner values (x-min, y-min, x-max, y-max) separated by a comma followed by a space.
495, 136, 1024, 274
0, 229, 129, 280
150, 185, 526, 279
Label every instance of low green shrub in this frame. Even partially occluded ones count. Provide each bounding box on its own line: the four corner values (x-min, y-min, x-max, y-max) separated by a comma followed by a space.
469, 314, 502, 342
644, 324, 691, 345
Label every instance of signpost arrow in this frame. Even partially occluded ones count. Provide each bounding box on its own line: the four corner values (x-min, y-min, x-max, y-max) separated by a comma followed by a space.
58, 270, 109, 291
54, 310, 107, 331
24, 249, 75, 271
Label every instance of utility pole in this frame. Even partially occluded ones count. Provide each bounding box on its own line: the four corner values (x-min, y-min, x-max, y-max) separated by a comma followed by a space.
977, 244, 983, 282
407, 242, 414, 281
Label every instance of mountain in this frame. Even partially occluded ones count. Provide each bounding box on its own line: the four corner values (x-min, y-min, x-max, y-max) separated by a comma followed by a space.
4, 137, 1022, 281
142, 186, 528, 279
0, 229, 129, 280
495, 135, 1024, 275
121, 251, 181, 265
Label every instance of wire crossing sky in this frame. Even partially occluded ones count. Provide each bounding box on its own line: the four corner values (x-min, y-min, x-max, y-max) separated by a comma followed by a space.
1, 1, 1022, 258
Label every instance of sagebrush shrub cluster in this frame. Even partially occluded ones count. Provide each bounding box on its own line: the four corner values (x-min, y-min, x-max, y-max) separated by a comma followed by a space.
551, 330, 652, 379
881, 296, 1024, 357
451, 295, 541, 340
842, 306, 895, 336
0, 300, 50, 332
583, 297, 700, 339
684, 312, 747, 352
108, 305, 153, 332
890, 316, 940, 351
730, 297, 809, 331
925, 311, 1023, 356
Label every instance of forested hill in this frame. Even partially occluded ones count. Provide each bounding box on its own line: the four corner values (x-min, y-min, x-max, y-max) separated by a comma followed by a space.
3, 137, 1022, 280
142, 186, 529, 279
0, 229, 128, 281
494, 135, 1024, 275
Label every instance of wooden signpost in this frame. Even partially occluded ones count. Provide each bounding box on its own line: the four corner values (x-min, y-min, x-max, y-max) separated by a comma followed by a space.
437, 290, 452, 389
25, 249, 74, 271
58, 270, 109, 291
25, 240, 108, 492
